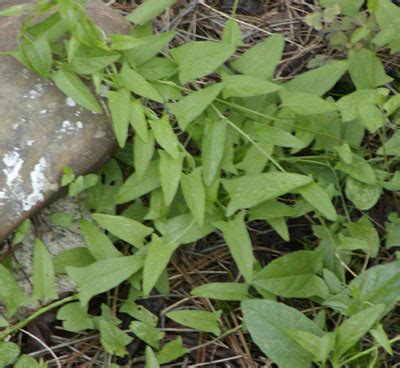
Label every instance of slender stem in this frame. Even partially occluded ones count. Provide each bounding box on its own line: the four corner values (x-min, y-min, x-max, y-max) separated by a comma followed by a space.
211, 104, 286, 173
231, 0, 240, 17
0, 295, 78, 340
339, 335, 400, 366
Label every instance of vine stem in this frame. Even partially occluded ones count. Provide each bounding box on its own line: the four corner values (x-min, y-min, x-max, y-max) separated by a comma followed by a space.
0, 295, 78, 340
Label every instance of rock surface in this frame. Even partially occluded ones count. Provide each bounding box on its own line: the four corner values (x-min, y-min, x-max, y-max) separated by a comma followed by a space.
0, 0, 130, 241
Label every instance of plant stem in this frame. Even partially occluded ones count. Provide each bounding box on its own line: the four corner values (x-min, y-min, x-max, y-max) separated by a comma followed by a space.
0, 295, 78, 340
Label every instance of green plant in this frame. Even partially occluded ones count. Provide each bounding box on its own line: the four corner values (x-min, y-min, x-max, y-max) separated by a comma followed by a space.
1, 0, 400, 366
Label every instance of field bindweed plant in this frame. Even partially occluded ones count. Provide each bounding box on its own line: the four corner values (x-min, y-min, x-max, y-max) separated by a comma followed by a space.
1, 0, 400, 366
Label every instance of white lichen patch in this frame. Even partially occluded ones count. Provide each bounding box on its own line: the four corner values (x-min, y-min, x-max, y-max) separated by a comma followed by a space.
66, 97, 77, 107
26, 140, 34, 146
21, 157, 48, 212
3, 151, 24, 186
76, 121, 83, 129
39, 109, 48, 115
57, 120, 83, 136
0, 191, 5, 206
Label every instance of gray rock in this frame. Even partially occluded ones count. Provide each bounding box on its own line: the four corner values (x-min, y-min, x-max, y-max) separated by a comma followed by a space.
0, 0, 130, 241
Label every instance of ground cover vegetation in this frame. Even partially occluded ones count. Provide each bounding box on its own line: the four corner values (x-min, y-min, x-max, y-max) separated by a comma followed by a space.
0, 0, 400, 366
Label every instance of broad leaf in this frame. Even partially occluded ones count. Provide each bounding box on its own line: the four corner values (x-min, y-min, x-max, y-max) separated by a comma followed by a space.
67, 255, 144, 305
254, 250, 328, 299
80, 220, 122, 260
171, 41, 235, 83
143, 235, 180, 296
345, 177, 382, 211
191, 282, 249, 301
134, 132, 155, 179
57, 302, 94, 332
223, 172, 312, 216
130, 99, 149, 142
107, 88, 131, 148
348, 48, 392, 89
280, 90, 336, 115
181, 168, 206, 226
285, 60, 348, 96
214, 212, 254, 283
99, 320, 133, 357
130, 321, 165, 349
159, 150, 183, 205
92, 214, 153, 248
231, 34, 284, 79
299, 182, 337, 221
222, 19, 243, 47
22, 37, 52, 77
242, 300, 323, 368
334, 304, 385, 359
126, 0, 177, 25
120, 64, 163, 103
202, 119, 227, 186
167, 83, 223, 130
52, 69, 101, 112
222, 75, 281, 98
157, 337, 189, 364
32, 239, 58, 300
166, 310, 222, 336
149, 116, 180, 159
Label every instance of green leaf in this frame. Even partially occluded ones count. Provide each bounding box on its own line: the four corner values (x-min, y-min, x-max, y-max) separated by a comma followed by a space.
130, 99, 149, 142
348, 261, 400, 315
68, 174, 98, 196
126, 0, 177, 25
336, 154, 377, 185
157, 337, 189, 364
167, 83, 223, 130
52, 69, 101, 112
99, 320, 133, 357
0, 4, 27, 16
67, 255, 144, 305
222, 75, 281, 98
53, 247, 95, 274
143, 235, 180, 296
134, 132, 155, 179
22, 37, 52, 77
124, 32, 176, 65
117, 159, 161, 204
373, 0, 400, 53
345, 177, 382, 211
120, 64, 163, 103
107, 88, 131, 148
121, 303, 158, 327
80, 220, 122, 260
57, 302, 94, 332
202, 119, 227, 186
280, 90, 336, 115
71, 46, 120, 74
345, 216, 380, 257
159, 150, 183, 205
137, 57, 177, 81
320, 0, 363, 16
231, 34, 284, 80
92, 213, 153, 248
222, 19, 243, 47
348, 48, 393, 89
0, 265, 29, 318
130, 321, 165, 349
149, 116, 180, 159
171, 41, 235, 84
15, 355, 44, 368
285, 60, 348, 96
166, 310, 222, 336
145, 346, 160, 368
378, 129, 400, 156
242, 300, 323, 368
252, 124, 305, 148
181, 168, 206, 226
214, 212, 254, 283
32, 239, 58, 300
287, 330, 335, 364
299, 182, 337, 221
334, 304, 385, 359
249, 199, 296, 220
253, 250, 328, 299
191, 282, 249, 301
370, 324, 393, 354
223, 172, 313, 216
0, 342, 20, 367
